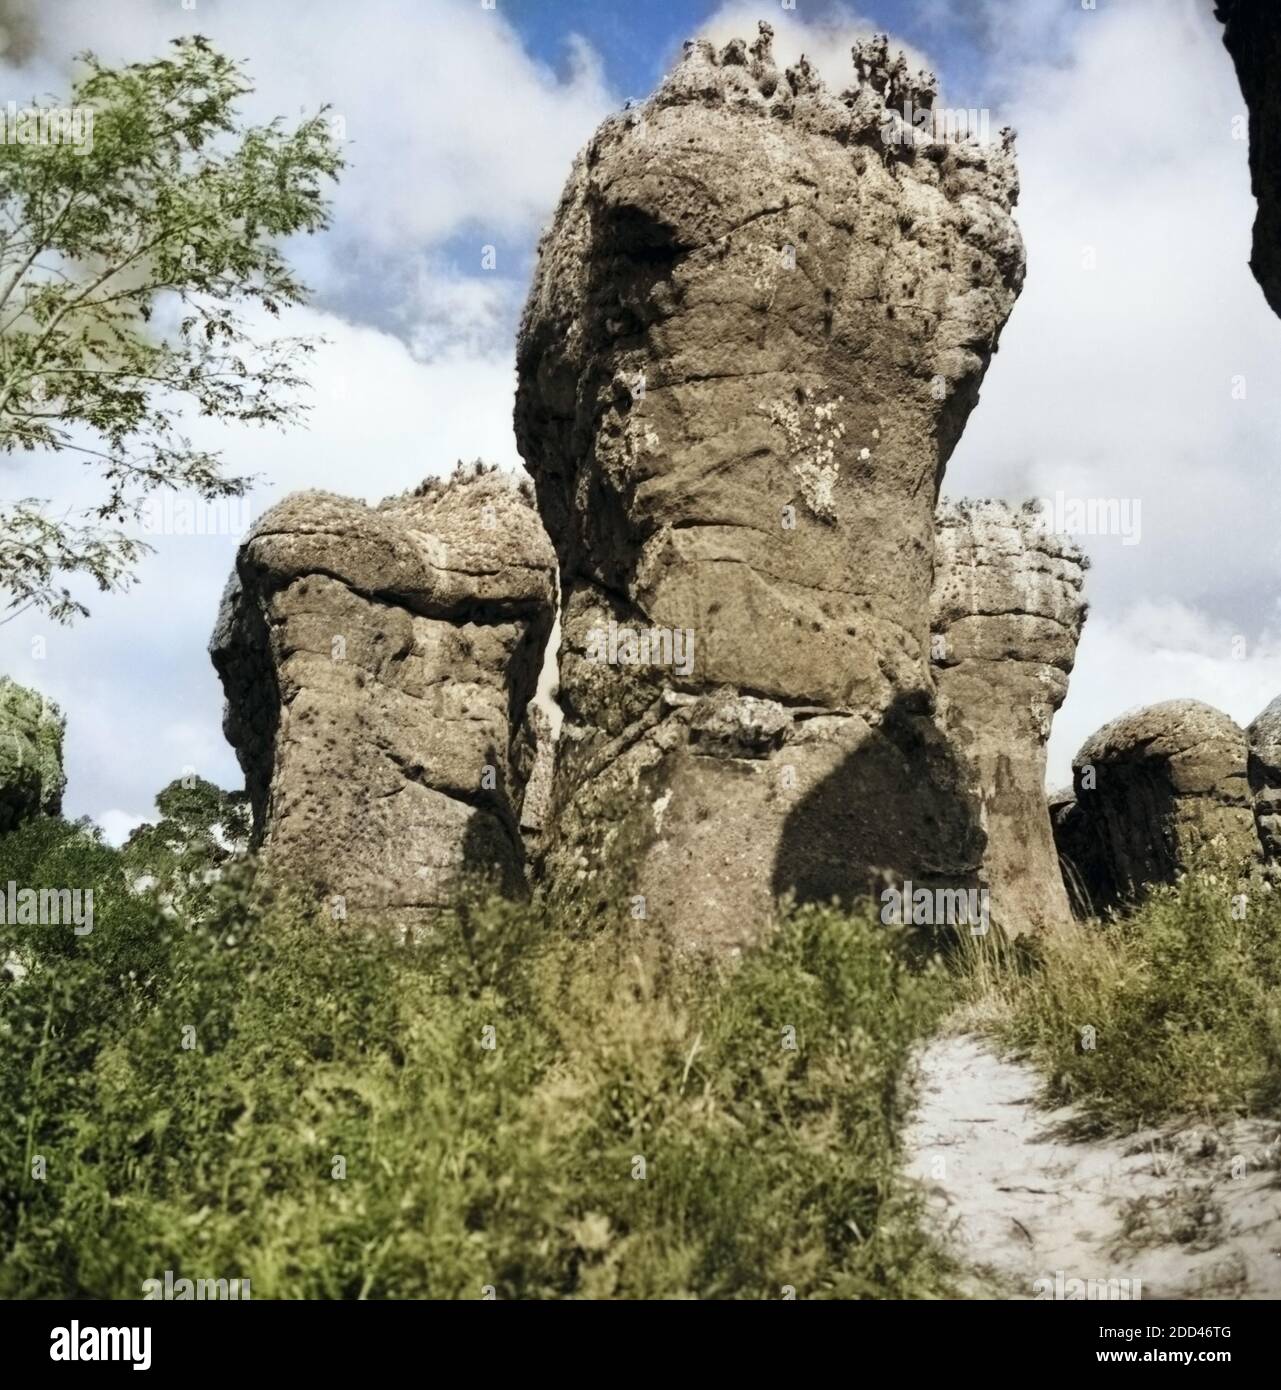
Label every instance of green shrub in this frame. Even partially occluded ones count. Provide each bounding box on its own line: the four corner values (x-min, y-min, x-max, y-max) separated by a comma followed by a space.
976, 874, 1281, 1131
0, 823, 954, 1299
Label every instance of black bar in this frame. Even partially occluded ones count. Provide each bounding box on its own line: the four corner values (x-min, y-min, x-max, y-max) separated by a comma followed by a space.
0, 1297, 1266, 1375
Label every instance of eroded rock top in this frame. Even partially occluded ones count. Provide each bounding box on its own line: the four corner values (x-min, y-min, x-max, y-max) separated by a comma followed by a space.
1075, 699, 1250, 802
228, 467, 556, 624
933, 499, 1087, 669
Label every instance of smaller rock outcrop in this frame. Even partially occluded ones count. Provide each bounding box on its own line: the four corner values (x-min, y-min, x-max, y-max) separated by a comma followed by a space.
0, 677, 65, 834
1246, 694, 1281, 872
931, 500, 1087, 935
1057, 700, 1256, 911
210, 465, 557, 928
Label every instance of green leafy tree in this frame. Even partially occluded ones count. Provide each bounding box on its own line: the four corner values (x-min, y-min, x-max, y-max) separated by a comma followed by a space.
0, 35, 343, 622
121, 774, 250, 913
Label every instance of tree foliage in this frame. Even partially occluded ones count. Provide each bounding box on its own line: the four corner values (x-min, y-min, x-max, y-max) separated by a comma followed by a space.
121, 774, 249, 913
0, 35, 343, 622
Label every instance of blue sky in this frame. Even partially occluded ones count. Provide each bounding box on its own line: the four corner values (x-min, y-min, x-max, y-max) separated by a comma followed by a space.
4, 0, 1281, 842
506, 0, 990, 99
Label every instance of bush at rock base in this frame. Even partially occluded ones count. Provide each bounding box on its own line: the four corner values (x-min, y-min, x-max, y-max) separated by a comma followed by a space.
0, 817, 954, 1299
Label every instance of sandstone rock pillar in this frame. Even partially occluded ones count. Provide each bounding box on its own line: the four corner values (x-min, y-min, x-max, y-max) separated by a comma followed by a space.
931, 501, 1087, 935
515, 26, 1025, 949
210, 467, 556, 929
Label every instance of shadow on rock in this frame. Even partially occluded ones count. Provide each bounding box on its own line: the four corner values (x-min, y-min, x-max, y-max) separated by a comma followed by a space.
772, 695, 986, 915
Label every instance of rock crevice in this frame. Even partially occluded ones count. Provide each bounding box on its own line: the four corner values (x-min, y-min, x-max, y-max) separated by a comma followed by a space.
1246, 695, 1281, 874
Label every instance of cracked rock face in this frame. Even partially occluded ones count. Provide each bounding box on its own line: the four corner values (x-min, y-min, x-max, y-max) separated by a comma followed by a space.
0, 677, 65, 834
931, 501, 1087, 935
517, 27, 1018, 949
1047, 786, 1094, 918
514, 700, 556, 849
1059, 700, 1256, 912
1246, 695, 1281, 872
210, 468, 556, 928
1216, 2, 1281, 318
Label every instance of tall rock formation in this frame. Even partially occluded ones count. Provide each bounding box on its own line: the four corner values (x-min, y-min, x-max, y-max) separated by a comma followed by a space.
1216, 2, 1281, 317
931, 501, 1087, 935
516, 26, 1025, 949
0, 677, 66, 834
1056, 700, 1256, 912
1246, 694, 1281, 873
210, 466, 556, 929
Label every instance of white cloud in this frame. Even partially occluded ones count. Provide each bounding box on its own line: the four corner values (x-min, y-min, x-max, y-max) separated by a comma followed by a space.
19, 0, 614, 260
96, 808, 151, 849
1047, 602, 1281, 788
404, 257, 523, 363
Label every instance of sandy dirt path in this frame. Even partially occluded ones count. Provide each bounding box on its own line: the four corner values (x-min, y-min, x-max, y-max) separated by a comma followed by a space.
902, 1033, 1281, 1299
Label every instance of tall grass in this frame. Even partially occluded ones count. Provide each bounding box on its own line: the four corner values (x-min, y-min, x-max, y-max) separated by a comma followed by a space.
0, 818, 954, 1299
960, 874, 1281, 1132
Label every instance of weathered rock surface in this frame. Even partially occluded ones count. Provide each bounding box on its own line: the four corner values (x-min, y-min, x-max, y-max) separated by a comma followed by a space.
1246, 694, 1281, 871
1216, 1, 1281, 318
1058, 700, 1256, 912
210, 466, 557, 926
0, 677, 65, 834
931, 500, 1087, 935
515, 26, 1023, 950
538, 683, 985, 953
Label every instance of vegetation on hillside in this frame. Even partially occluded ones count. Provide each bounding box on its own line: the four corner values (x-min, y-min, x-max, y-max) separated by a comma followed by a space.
5, 805, 1279, 1297
0, 814, 953, 1299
